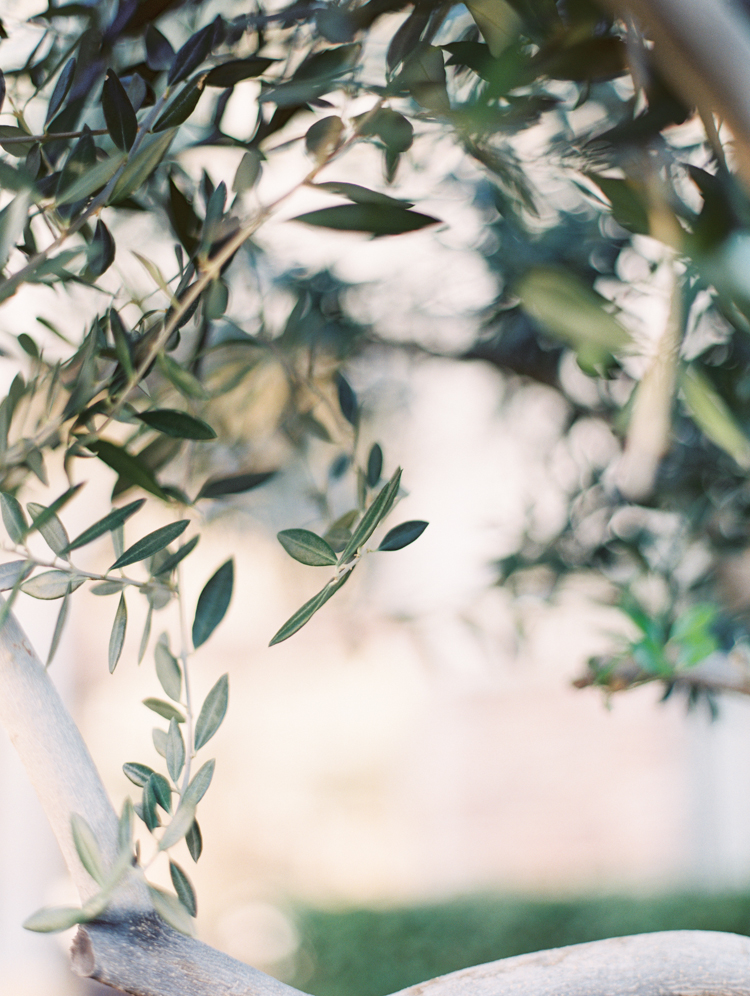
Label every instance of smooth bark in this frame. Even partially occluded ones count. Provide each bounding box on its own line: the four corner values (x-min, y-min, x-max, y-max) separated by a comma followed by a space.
393, 930, 750, 996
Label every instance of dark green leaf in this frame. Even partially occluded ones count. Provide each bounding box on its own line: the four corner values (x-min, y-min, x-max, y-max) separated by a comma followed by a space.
339, 467, 402, 563
378, 519, 428, 551
232, 149, 262, 193
168, 21, 216, 86
295, 44, 361, 81
367, 443, 383, 487
277, 529, 337, 566
153, 535, 200, 577
111, 520, 188, 570
0, 560, 32, 591
27, 502, 69, 556
305, 116, 344, 162
108, 129, 175, 204
205, 57, 276, 86
71, 813, 105, 886
21, 571, 84, 600
1, 492, 27, 543
193, 673, 228, 750
166, 717, 185, 783
123, 761, 155, 787
196, 470, 275, 500
155, 635, 182, 701
45, 57, 76, 126
203, 279, 229, 320
157, 352, 208, 399
186, 820, 202, 861
102, 70, 138, 151
357, 108, 413, 152
269, 573, 350, 646
146, 25, 175, 72
192, 559, 234, 649
137, 409, 216, 440
108, 592, 127, 672
292, 204, 439, 236
153, 76, 206, 132
55, 153, 126, 206
87, 219, 116, 277
0, 125, 34, 158
142, 776, 160, 830
91, 440, 169, 501
337, 373, 357, 425
169, 860, 197, 916
313, 181, 414, 208
64, 499, 145, 553
143, 697, 185, 723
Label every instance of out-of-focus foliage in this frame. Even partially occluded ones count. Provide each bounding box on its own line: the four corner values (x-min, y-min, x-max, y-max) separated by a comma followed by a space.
294, 891, 750, 996
3, 0, 750, 931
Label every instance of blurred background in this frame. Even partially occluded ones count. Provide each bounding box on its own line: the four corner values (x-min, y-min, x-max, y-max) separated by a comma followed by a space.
3, 0, 750, 994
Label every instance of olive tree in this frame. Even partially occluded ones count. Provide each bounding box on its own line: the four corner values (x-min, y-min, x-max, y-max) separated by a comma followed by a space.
2, 0, 750, 993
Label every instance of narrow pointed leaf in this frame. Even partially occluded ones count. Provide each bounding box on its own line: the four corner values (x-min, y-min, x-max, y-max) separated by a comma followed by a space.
91, 441, 168, 501
138, 603, 153, 664
111, 520, 188, 570
137, 409, 216, 440
196, 471, 275, 499
27, 502, 69, 555
293, 204, 439, 235
102, 70, 137, 151
153, 727, 168, 757
183, 759, 215, 807
158, 798, 197, 851
313, 182, 413, 208
23, 906, 85, 933
87, 219, 116, 277
277, 529, 337, 566
1, 492, 27, 543
46, 588, 70, 667
186, 820, 202, 861
123, 761, 154, 787
45, 57, 76, 125
0, 560, 32, 590
64, 499, 145, 553
192, 559, 233, 649
108, 129, 175, 204
155, 637, 182, 701
153, 535, 199, 577
118, 798, 134, 851
339, 467, 402, 563
71, 813, 106, 886
153, 76, 206, 131
55, 153, 126, 206
108, 592, 127, 673
378, 520, 428, 551
143, 697, 185, 723
367, 443, 383, 487
168, 22, 215, 85
169, 861, 197, 916
193, 674, 228, 750
21, 571, 84, 599
146, 25, 175, 72
166, 718, 185, 784
269, 573, 350, 646
205, 57, 276, 86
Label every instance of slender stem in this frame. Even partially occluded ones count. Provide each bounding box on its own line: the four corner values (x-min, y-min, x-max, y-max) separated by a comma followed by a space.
0, 545, 171, 592
0, 128, 109, 145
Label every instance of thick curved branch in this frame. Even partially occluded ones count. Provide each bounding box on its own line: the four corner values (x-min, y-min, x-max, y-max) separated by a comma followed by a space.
600, 0, 750, 183
392, 930, 750, 996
